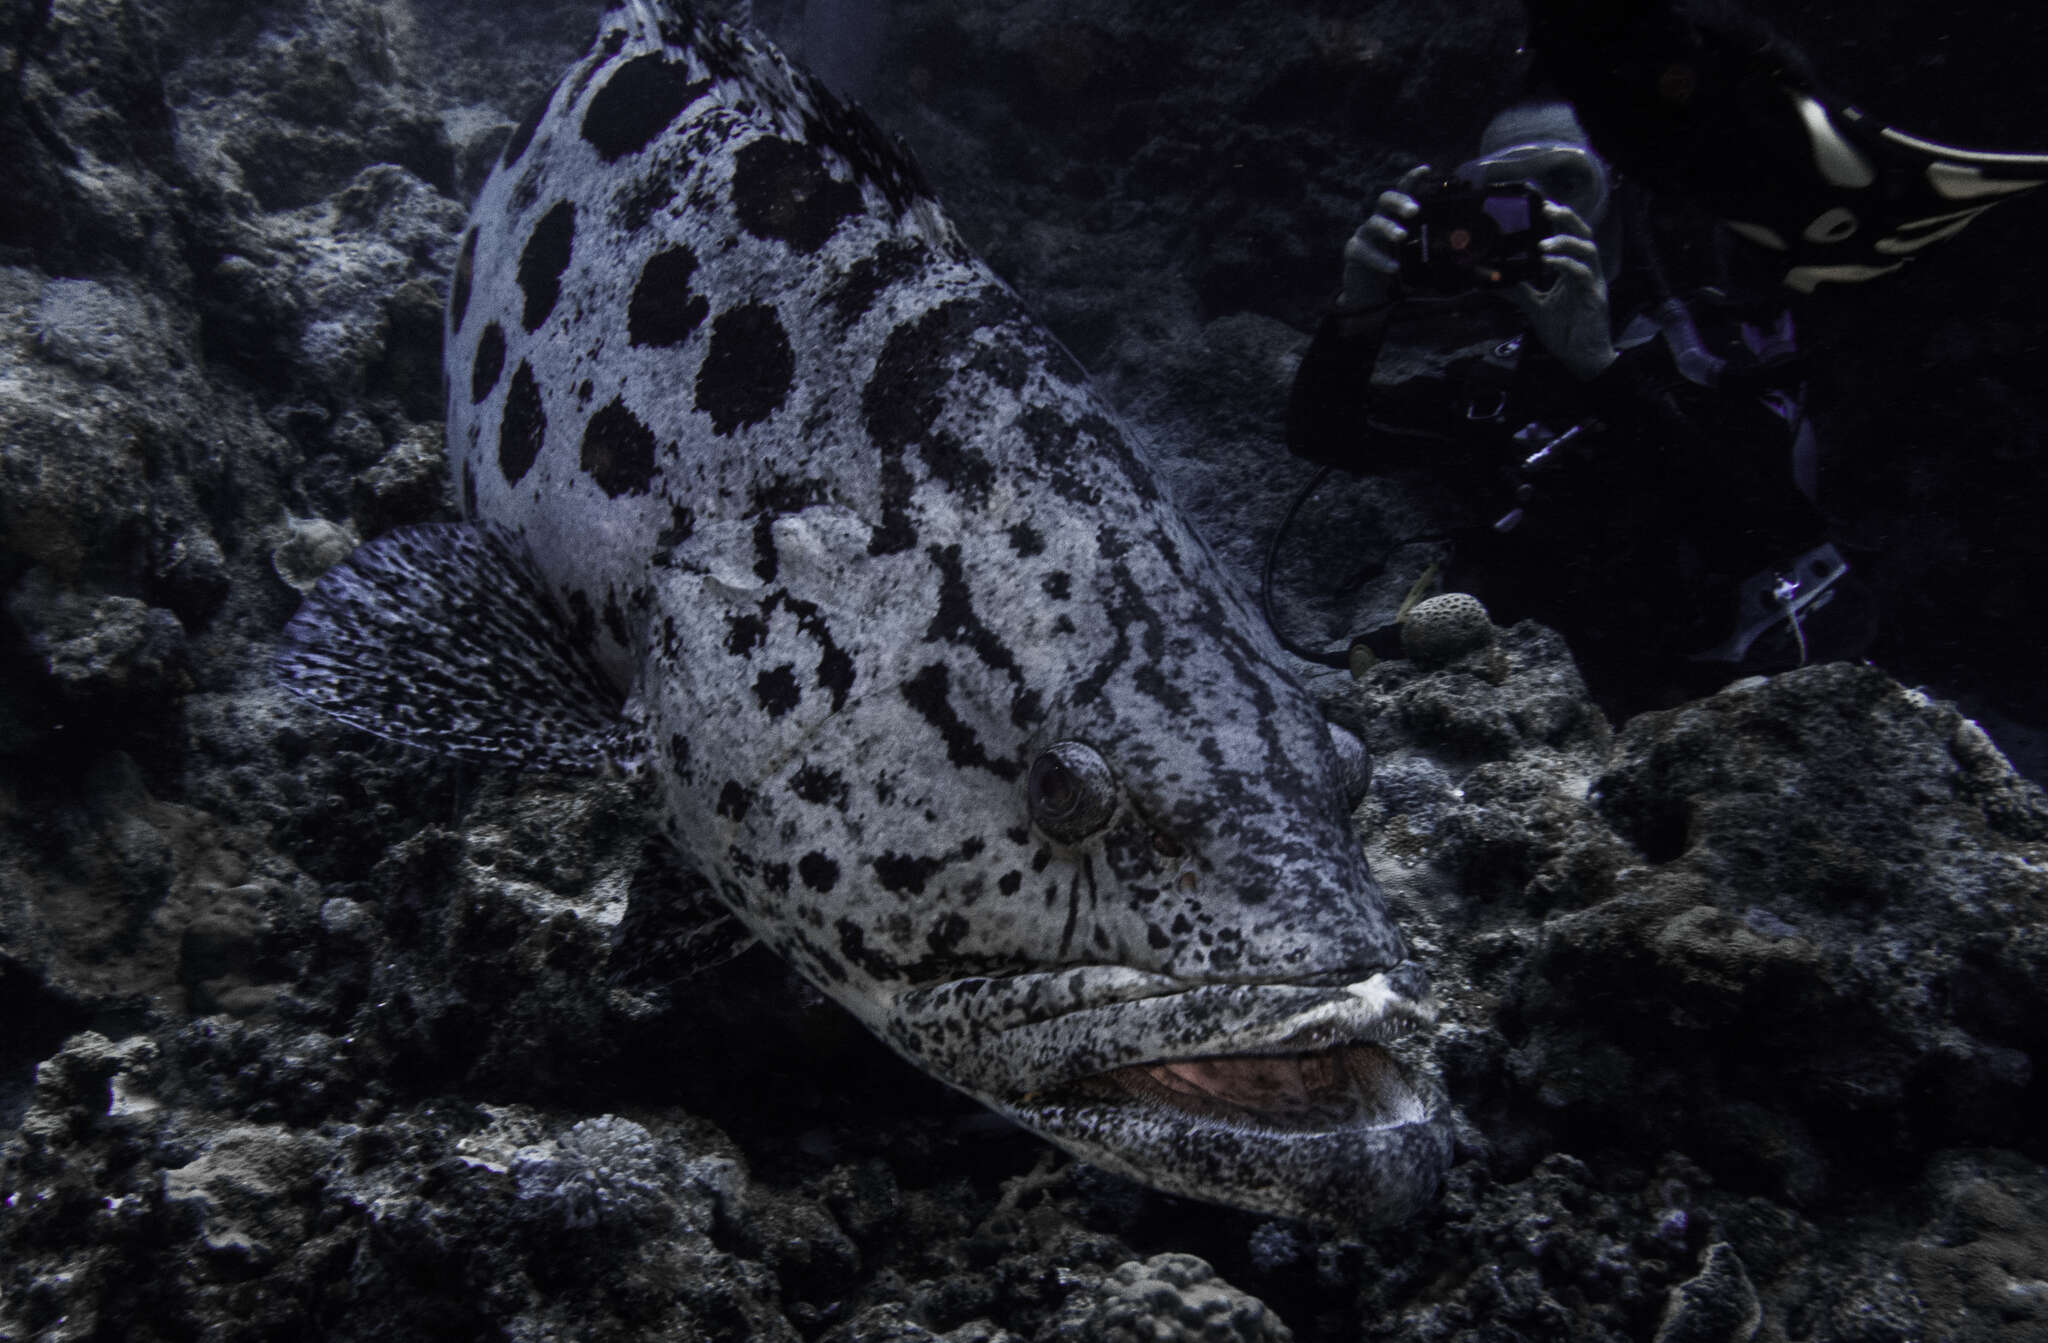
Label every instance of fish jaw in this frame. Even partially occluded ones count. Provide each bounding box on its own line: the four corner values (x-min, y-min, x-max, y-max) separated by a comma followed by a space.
885, 961, 1451, 1224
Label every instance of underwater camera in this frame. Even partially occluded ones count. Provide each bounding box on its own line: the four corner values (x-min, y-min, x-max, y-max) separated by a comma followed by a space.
1399, 178, 1548, 293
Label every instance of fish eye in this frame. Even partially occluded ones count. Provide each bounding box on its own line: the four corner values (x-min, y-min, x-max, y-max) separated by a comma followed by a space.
1027, 740, 1117, 843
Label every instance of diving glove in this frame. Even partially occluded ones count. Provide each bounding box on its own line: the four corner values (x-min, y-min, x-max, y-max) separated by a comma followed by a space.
1504, 201, 1617, 380
1339, 164, 1433, 312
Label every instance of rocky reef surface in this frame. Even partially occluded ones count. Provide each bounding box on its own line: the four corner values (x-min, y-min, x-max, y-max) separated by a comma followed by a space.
3, 1, 2045, 1340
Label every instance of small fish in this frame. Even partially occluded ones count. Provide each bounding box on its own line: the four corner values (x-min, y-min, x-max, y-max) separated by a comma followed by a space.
277, 0, 1449, 1222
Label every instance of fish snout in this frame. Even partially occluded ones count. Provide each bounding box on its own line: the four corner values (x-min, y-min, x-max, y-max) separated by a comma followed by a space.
887, 961, 1448, 1223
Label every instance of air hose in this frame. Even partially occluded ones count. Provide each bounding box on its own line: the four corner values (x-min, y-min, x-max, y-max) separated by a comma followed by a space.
1260, 464, 1355, 669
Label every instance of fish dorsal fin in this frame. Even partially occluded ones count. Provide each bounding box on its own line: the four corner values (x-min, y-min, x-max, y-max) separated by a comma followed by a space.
274, 523, 644, 773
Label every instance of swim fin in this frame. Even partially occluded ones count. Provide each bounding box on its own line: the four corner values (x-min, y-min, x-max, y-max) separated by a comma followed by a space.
1522, 0, 2048, 291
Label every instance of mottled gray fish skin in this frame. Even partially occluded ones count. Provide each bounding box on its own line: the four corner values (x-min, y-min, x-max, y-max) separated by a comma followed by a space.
437, 0, 1446, 1220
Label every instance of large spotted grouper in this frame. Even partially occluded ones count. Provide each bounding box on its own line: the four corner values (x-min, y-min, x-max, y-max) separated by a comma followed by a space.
277, 0, 1451, 1222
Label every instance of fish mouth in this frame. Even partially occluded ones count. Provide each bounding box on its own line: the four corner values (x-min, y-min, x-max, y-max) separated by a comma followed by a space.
894, 963, 1451, 1222
1022, 1017, 1433, 1137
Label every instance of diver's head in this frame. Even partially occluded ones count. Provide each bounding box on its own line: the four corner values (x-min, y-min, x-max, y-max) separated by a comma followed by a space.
1471, 100, 1611, 226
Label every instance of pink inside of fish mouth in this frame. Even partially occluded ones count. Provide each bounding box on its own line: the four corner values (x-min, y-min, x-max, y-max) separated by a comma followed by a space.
1055, 1043, 1429, 1133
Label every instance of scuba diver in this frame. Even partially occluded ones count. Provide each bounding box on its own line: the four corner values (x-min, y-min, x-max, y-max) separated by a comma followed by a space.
1276, 0, 2048, 711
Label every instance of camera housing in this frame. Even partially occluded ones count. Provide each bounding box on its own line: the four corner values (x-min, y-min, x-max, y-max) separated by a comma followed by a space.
1399, 179, 1549, 293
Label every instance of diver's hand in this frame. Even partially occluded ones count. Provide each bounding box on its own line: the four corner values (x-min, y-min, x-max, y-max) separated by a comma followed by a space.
1338, 164, 1433, 312
1507, 202, 1617, 379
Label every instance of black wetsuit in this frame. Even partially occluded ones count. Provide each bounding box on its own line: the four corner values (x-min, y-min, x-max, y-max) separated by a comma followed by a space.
1285, 281, 1831, 707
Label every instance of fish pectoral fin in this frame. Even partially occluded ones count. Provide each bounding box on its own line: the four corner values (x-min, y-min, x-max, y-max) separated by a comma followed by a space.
273, 522, 644, 773
611, 837, 760, 983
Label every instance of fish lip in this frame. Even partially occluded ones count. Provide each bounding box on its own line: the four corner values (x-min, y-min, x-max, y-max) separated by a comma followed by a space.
889, 961, 1438, 1100
975, 967, 1451, 1223
1001, 965, 1440, 1101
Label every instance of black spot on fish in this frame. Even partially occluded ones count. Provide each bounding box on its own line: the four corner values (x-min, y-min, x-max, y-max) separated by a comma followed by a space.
1135, 663, 1191, 714
998, 871, 1022, 896
460, 461, 477, 518
717, 781, 752, 821
757, 591, 856, 712
501, 83, 555, 169
900, 663, 1020, 781
499, 361, 546, 485
470, 321, 506, 404
761, 862, 790, 894
614, 167, 676, 234
668, 733, 690, 773
1147, 924, 1171, 950
826, 239, 929, 329
1010, 687, 1043, 731
1042, 572, 1070, 600
926, 544, 1018, 677
518, 201, 575, 332
790, 764, 848, 809
818, 644, 854, 711
658, 505, 695, 548
580, 53, 711, 162
754, 663, 800, 717
752, 474, 828, 514
1075, 563, 1151, 707
874, 852, 944, 895
859, 297, 997, 554
725, 613, 766, 657
731, 135, 865, 253
696, 304, 794, 434
580, 398, 658, 497
602, 589, 630, 649
628, 245, 710, 347
867, 462, 916, 557
576, 379, 595, 405
965, 333, 1030, 393
926, 912, 970, 956
1153, 528, 1181, 573
863, 300, 981, 450
798, 852, 839, 892
917, 431, 994, 505
450, 228, 478, 331
836, 919, 899, 979
1007, 523, 1045, 557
